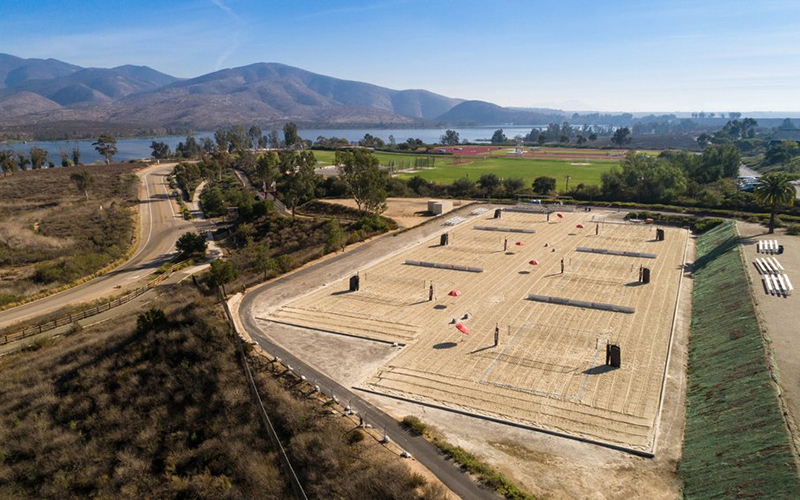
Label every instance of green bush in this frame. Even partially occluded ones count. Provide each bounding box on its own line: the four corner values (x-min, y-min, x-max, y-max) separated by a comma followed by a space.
136, 307, 167, 334
401, 415, 427, 436
625, 211, 723, 234
0, 293, 21, 307
33, 262, 66, 284
176, 232, 207, 257
430, 435, 535, 500
205, 259, 239, 288
786, 224, 800, 236
692, 218, 724, 234
276, 254, 295, 273
354, 213, 388, 233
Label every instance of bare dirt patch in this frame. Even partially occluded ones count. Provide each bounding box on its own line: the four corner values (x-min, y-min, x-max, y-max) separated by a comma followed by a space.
322, 198, 470, 228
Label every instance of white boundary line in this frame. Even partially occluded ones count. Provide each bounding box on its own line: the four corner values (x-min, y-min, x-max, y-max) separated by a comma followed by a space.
129, 170, 155, 262
158, 170, 177, 219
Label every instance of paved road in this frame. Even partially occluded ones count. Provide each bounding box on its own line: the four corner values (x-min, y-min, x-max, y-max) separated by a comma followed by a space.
0, 162, 212, 330
739, 164, 800, 200
739, 164, 760, 178
240, 296, 496, 500
237, 208, 498, 500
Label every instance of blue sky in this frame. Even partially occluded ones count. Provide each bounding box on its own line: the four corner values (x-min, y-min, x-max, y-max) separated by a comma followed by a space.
2, 0, 799, 112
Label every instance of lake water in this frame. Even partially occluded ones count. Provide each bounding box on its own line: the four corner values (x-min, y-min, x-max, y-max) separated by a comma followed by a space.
1, 126, 544, 165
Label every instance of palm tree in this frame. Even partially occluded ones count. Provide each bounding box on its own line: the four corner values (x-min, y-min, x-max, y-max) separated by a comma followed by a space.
754, 173, 795, 233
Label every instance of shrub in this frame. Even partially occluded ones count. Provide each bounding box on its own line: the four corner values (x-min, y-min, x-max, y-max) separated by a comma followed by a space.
786, 224, 800, 236
625, 211, 723, 234
353, 213, 388, 233
406, 473, 427, 489
136, 307, 167, 334
65, 322, 83, 336
205, 259, 239, 288
176, 232, 207, 257
401, 415, 427, 436
532, 176, 556, 194
276, 254, 295, 273
693, 218, 724, 234
33, 262, 66, 284
324, 219, 347, 253
0, 293, 21, 307
347, 429, 365, 445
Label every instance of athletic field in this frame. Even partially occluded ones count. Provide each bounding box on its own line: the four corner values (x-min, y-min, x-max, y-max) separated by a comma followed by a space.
264, 208, 688, 453
395, 157, 612, 189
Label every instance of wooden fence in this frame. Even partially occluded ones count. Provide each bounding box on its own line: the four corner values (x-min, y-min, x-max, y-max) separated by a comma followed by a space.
1, 264, 182, 345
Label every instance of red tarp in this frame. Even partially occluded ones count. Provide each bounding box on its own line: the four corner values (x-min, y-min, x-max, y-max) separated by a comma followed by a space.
528, 259, 539, 265
576, 223, 585, 229
455, 323, 470, 334
515, 241, 525, 246
448, 290, 461, 297
556, 213, 564, 219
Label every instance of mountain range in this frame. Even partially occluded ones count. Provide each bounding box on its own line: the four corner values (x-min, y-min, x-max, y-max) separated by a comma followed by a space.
0, 54, 563, 137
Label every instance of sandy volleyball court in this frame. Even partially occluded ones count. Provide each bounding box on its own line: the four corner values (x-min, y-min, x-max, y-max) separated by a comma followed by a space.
264, 208, 688, 453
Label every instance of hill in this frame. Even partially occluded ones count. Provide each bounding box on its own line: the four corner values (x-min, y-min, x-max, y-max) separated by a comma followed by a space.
17, 65, 179, 105
0, 53, 568, 137
0, 53, 80, 89
71, 62, 463, 129
0, 163, 139, 307
0, 284, 445, 499
435, 100, 563, 126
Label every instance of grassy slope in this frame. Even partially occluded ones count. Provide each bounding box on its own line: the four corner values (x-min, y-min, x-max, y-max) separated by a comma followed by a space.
0, 288, 286, 499
680, 222, 800, 498
0, 164, 139, 305
0, 285, 440, 499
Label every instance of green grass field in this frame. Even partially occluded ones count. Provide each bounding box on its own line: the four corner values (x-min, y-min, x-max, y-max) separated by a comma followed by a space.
312, 149, 457, 168
395, 157, 612, 190
680, 222, 800, 498
311, 149, 614, 191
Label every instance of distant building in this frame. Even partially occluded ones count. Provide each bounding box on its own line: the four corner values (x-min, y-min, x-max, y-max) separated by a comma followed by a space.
768, 129, 800, 146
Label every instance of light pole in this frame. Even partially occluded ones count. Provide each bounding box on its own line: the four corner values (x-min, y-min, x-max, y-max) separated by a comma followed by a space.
637, 175, 644, 205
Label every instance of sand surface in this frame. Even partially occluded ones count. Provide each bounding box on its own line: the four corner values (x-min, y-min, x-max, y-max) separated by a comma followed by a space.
323, 198, 469, 228
267, 208, 688, 453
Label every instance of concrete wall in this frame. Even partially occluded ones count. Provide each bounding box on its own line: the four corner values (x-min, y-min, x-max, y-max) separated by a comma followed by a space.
428, 200, 453, 215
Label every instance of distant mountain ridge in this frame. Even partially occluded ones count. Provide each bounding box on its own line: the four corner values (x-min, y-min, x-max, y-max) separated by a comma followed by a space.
0, 53, 565, 137
436, 100, 563, 126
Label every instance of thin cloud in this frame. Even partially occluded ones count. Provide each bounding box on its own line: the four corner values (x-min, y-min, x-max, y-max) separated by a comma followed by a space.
210, 0, 241, 21
215, 30, 242, 70
210, 0, 243, 70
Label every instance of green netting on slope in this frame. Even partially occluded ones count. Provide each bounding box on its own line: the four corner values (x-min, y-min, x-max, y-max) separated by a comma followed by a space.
680, 222, 800, 499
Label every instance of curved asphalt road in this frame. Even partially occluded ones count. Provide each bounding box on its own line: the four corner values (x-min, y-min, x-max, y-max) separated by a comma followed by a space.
0, 162, 211, 330
239, 279, 498, 500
